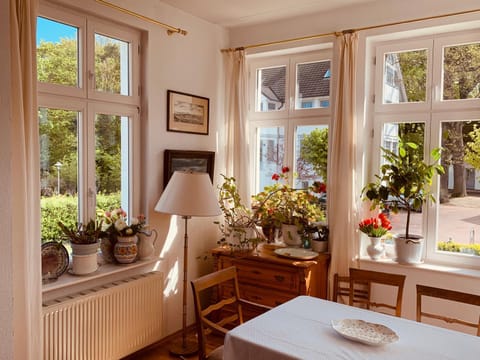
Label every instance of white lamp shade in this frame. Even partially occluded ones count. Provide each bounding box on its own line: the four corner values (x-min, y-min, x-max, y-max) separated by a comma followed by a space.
154, 171, 221, 217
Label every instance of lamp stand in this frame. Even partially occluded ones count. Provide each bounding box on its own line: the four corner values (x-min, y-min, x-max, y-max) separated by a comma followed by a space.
169, 216, 198, 357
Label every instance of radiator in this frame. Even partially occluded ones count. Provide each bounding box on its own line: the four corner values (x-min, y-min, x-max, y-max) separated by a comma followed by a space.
42, 272, 163, 360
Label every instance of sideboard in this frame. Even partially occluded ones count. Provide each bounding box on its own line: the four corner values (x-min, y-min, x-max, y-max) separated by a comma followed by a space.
211, 244, 330, 310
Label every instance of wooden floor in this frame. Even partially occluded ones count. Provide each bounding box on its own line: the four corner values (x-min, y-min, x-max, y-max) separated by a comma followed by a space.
123, 327, 224, 360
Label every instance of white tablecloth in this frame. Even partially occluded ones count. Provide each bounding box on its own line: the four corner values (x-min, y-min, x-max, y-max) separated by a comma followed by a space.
223, 295, 480, 360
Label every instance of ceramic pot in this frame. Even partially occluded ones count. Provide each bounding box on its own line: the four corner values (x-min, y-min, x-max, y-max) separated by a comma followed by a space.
100, 237, 115, 263
366, 237, 385, 260
281, 224, 302, 247
70, 241, 99, 275
394, 234, 424, 264
138, 230, 157, 260
114, 235, 138, 264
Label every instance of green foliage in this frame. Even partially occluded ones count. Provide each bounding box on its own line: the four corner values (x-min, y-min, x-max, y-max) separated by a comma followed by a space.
41, 193, 121, 243
438, 241, 480, 256
362, 139, 444, 239
37, 39, 78, 86
299, 128, 328, 181
465, 125, 480, 169
397, 50, 427, 102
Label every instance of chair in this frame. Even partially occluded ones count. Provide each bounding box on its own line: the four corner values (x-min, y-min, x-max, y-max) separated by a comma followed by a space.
333, 273, 369, 305
191, 266, 271, 360
416, 284, 480, 336
349, 268, 406, 317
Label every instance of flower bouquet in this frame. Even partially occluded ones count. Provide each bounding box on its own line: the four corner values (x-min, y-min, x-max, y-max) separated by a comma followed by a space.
358, 213, 392, 238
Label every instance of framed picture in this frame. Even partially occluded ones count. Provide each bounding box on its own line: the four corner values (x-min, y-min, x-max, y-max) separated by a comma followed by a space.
164, 150, 215, 187
167, 90, 210, 135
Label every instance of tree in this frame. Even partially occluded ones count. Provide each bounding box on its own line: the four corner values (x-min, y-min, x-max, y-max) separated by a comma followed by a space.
299, 128, 328, 182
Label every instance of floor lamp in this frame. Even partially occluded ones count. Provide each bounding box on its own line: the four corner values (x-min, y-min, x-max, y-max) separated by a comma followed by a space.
155, 171, 221, 356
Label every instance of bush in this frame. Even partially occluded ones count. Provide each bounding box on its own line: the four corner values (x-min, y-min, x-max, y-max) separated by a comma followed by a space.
41, 192, 121, 243
437, 241, 480, 256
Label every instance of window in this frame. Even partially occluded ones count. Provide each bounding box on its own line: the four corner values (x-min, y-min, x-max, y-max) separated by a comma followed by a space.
373, 31, 480, 267
249, 49, 331, 216
37, 4, 141, 243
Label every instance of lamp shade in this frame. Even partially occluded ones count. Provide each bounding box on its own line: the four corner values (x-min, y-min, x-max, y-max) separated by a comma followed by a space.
154, 171, 221, 217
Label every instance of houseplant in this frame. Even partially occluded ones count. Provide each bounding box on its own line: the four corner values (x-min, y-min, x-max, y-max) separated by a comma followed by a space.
252, 167, 325, 246
358, 213, 392, 260
58, 218, 103, 274
362, 139, 444, 263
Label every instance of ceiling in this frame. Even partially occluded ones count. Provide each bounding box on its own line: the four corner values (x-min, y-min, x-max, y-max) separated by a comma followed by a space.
160, 0, 378, 28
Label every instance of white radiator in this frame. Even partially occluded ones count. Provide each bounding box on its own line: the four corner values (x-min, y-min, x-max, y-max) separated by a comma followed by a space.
42, 272, 163, 360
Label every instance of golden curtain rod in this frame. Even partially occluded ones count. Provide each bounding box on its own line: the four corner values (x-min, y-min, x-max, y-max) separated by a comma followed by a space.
95, 0, 187, 36
222, 7, 480, 52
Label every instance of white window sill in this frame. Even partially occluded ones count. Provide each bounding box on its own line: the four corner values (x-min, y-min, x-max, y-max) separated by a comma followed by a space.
359, 256, 480, 279
42, 257, 163, 302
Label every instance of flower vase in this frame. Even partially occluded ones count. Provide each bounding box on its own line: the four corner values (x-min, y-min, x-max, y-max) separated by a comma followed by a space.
114, 235, 138, 264
366, 237, 385, 260
138, 230, 157, 260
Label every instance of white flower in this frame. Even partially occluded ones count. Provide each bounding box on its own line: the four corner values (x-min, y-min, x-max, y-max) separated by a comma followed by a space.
114, 219, 127, 231
131, 217, 139, 225
125, 228, 133, 235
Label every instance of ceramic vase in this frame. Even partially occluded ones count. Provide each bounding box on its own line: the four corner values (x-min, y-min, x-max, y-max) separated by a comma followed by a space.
70, 241, 99, 275
114, 235, 138, 264
366, 237, 385, 260
281, 224, 302, 247
138, 230, 157, 260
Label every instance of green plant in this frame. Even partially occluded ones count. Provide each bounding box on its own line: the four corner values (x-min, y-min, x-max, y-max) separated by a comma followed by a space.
58, 218, 103, 244
362, 139, 444, 239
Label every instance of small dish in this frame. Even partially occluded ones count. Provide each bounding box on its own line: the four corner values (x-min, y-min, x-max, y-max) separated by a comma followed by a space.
274, 247, 319, 260
41, 241, 69, 280
331, 319, 399, 346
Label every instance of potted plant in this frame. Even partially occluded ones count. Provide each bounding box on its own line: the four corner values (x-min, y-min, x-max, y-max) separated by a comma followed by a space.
252, 167, 325, 247
58, 219, 103, 274
362, 139, 444, 263
358, 213, 392, 260
216, 175, 262, 251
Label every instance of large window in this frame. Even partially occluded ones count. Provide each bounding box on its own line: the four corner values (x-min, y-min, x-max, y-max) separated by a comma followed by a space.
37, 5, 141, 243
373, 31, 480, 267
249, 49, 331, 216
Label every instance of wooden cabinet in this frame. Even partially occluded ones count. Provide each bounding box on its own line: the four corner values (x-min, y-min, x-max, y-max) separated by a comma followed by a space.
212, 244, 330, 309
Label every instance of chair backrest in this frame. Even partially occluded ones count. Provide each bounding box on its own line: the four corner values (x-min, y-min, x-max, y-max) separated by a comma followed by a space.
349, 268, 406, 317
191, 266, 244, 360
416, 284, 480, 336
333, 273, 369, 305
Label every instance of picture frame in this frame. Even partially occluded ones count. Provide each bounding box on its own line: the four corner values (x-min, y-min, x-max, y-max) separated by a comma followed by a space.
167, 90, 210, 135
164, 150, 215, 187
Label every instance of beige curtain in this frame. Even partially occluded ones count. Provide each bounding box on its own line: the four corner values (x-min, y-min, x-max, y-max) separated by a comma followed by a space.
10, 0, 42, 358
327, 31, 358, 298
223, 49, 251, 204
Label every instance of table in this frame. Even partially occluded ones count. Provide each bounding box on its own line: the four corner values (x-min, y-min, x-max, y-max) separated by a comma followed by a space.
223, 295, 480, 360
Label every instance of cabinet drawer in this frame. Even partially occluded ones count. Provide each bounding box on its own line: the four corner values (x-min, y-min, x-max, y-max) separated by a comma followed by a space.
240, 283, 295, 307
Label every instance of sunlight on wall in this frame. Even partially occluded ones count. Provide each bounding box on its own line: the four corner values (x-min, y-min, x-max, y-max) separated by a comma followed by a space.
160, 215, 179, 258
163, 259, 179, 298
161, 215, 181, 298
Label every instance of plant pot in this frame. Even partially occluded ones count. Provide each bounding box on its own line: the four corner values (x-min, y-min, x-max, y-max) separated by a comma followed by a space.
70, 241, 99, 256
311, 240, 328, 253
281, 224, 302, 247
70, 241, 99, 275
394, 234, 424, 264
366, 237, 385, 260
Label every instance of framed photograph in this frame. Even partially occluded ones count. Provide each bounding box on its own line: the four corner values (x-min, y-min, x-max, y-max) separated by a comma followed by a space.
167, 90, 210, 135
164, 150, 215, 187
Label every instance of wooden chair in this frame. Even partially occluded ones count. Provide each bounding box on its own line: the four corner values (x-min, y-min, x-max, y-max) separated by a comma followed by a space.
416, 284, 480, 336
191, 266, 271, 360
349, 268, 406, 317
333, 273, 369, 305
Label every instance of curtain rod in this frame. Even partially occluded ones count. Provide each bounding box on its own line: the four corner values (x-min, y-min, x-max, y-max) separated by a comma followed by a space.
95, 0, 188, 36
222, 7, 480, 52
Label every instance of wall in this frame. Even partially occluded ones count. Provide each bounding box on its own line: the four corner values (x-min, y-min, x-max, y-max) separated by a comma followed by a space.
228, 0, 480, 327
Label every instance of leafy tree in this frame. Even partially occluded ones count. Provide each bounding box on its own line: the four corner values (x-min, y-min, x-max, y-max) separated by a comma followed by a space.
299, 128, 328, 181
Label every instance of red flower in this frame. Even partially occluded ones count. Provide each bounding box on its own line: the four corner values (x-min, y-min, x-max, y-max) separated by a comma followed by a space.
281, 166, 290, 174
272, 173, 280, 181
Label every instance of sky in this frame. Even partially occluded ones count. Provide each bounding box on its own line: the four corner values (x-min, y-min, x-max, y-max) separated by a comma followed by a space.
37, 17, 76, 45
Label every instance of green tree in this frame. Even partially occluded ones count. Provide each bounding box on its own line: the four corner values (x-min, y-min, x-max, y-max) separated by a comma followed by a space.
299, 128, 328, 181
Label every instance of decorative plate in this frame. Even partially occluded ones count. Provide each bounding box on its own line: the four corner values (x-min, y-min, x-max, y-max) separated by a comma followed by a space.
41, 241, 69, 279
274, 247, 319, 260
331, 319, 399, 346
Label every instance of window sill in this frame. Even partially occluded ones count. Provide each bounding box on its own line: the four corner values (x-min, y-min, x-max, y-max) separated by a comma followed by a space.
359, 256, 480, 279
42, 257, 163, 301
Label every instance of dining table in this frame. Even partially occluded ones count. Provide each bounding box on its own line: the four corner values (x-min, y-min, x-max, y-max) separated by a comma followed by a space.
223, 295, 480, 360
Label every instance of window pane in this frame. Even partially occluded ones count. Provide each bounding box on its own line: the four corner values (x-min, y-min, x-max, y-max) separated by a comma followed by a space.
437, 120, 480, 257
95, 34, 130, 95
443, 42, 480, 101
296, 61, 330, 109
37, 17, 79, 87
257, 127, 285, 191
39, 107, 79, 242
296, 125, 328, 188
95, 114, 126, 214
383, 50, 427, 104
256, 66, 286, 112
381, 122, 425, 236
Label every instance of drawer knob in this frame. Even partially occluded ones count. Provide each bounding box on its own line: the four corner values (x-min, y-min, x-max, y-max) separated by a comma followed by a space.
274, 275, 285, 282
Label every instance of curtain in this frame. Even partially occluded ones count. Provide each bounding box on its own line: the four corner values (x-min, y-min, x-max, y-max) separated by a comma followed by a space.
327, 31, 358, 298
10, 0, 42, 358
223, 49, 251, 204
